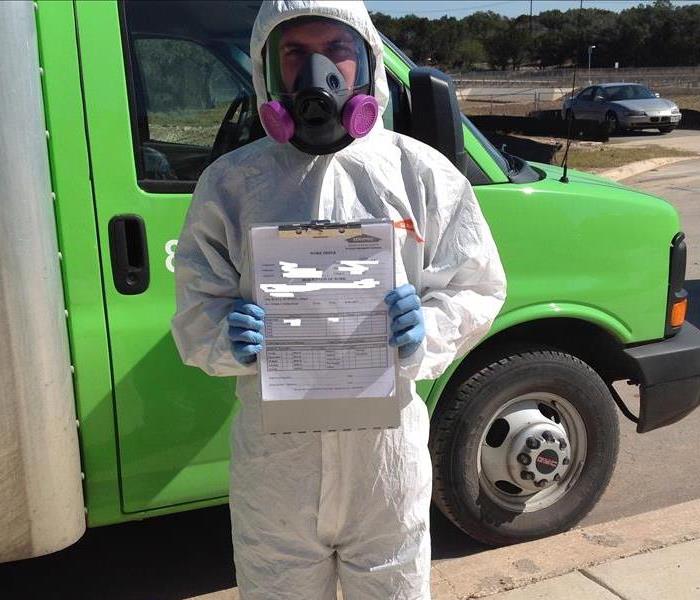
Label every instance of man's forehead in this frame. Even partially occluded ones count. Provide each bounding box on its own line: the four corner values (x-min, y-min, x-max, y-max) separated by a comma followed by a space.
279, 20, 356, 45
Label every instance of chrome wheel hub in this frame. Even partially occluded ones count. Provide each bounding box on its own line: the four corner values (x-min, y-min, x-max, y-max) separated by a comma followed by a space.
507, 424, 572, 492
478, 392, 587, 512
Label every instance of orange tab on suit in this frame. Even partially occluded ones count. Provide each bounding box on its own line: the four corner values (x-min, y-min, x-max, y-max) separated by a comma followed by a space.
393, 219, 425, 243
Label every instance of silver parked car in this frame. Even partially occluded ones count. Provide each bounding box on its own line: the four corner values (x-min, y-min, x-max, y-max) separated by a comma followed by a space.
562, 83, 682, 134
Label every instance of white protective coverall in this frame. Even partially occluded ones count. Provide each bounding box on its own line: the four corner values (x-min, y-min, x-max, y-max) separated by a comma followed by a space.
171, 1, 507, 598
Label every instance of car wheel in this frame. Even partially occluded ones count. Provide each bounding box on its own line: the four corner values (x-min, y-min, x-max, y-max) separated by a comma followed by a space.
430, 349, 619, 546
658, 127, 674, 134
605, 111, 620, 134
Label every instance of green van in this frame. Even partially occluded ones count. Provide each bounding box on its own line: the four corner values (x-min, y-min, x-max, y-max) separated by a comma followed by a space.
2, 0, 699, 562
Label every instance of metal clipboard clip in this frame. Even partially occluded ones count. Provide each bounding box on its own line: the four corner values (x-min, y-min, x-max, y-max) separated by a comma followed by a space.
277, 219, 364, 239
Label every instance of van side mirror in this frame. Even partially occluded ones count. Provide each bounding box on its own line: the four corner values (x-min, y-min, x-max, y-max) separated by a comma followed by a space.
408, 67, 466, 173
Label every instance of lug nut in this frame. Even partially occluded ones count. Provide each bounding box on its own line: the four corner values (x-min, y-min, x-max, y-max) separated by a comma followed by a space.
526, 436, 541, 450
562, 457, 570, 466
517, 453, 532, 465
553, 474, 561, 482
559, 439, 568, 450
521, 471, 535, 481
535, 479, 548, 488
542, 430, 555, 442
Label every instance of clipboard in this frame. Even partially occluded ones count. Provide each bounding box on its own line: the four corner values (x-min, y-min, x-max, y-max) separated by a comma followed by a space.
249, 219, 400, 434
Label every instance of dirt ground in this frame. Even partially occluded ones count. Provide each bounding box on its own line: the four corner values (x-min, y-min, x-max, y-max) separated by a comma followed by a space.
460, 96, 561, 117
553, 141, 697, 170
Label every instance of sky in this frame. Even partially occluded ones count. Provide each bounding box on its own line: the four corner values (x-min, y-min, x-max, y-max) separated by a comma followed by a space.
364, 0, 700, 18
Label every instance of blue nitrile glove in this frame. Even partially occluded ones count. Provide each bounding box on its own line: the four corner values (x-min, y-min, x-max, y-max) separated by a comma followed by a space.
385, 283, 425, 359
227, 299, 265, 365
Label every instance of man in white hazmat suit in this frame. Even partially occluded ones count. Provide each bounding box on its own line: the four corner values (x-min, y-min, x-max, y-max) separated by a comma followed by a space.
171, 0, 506, 598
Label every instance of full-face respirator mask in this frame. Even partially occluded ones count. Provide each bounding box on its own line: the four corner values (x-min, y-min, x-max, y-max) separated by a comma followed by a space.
260, 17, 379, 155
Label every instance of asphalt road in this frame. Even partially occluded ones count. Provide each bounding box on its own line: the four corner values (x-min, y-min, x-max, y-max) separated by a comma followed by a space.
622, 158, 700, 280
4, 159, 700, 600
607, 128, 698, 145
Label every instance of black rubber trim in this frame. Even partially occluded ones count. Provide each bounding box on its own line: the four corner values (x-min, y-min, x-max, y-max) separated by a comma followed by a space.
665, 232, 687, 336
138, 179, 195, 194
118, 1, 148, 186
624, 322, 700, 432
606, 383, 639, 424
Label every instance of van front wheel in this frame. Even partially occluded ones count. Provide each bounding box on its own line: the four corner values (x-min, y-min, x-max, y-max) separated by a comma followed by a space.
429, 350, 619, 546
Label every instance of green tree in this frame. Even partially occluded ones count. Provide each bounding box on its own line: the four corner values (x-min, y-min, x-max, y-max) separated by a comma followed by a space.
370, 2, 700, 70
454, 38, 486, 69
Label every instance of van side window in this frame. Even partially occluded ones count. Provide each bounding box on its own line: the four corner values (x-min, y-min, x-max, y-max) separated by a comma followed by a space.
120, 1, 441, 192
120, 0, 261, 191
133, 38, 245, 149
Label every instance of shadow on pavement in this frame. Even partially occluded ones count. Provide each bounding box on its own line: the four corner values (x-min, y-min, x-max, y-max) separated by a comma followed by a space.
430, 505, 491, 560
611, 129, 667, 138
3, 506, 235, 600
2, 504, 487, 599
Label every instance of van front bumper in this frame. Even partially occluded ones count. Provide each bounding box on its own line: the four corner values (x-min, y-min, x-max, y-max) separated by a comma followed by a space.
624, 322, 700, 433
621, 113, 681, 129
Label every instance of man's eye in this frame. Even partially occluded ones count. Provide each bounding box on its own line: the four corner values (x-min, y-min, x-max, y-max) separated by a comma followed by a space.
328, 43, 354, 59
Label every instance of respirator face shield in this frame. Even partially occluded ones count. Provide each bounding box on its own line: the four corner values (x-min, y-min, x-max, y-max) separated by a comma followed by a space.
261, 16, 378, 154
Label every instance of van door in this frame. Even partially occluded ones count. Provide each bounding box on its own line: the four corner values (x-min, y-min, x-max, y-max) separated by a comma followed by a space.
75, 0, 263, 513
75, 0, 444, 515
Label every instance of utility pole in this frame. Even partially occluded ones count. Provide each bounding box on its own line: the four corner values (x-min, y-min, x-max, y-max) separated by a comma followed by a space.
529, 0, 533, 36
587, 44, 596, 85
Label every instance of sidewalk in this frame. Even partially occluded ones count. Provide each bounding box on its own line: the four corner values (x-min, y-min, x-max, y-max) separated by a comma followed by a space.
598, 130, 700, 181
430, 498, 700, 599
484, 539, 700, 600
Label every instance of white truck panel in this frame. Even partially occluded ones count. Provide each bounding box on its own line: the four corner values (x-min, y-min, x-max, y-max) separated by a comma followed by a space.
0, 0, 85, 563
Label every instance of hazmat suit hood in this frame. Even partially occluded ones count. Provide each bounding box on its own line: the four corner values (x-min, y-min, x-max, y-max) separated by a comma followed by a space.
251, 0, 390, 129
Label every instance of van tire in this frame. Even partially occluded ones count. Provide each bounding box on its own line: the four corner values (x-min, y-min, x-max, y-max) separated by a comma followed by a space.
429, 349, 619, 546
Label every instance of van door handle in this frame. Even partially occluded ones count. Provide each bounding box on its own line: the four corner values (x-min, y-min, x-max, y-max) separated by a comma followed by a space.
108, 215, 150, 294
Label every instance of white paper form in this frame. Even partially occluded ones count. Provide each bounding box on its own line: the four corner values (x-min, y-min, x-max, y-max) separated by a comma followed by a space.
250, 220, 398, 433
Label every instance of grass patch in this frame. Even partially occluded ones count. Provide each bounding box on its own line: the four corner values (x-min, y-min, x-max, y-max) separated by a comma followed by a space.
553, 143, 697, 170
149, 102, 231, 128
147, 104, 230, 146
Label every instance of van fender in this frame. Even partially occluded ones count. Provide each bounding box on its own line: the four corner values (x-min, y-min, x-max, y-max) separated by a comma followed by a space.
424, 302, 632, 414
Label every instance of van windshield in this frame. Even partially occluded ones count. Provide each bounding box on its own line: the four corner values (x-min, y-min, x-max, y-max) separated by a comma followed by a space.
460, 116, 512, 176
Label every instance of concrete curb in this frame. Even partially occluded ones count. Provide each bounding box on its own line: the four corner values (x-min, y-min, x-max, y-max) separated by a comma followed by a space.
482, 537, 700, 599
600, 156, 697, 181
431, 498, 700, 599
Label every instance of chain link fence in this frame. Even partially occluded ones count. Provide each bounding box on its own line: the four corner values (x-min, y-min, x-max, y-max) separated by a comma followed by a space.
457, 88, 569, 117
452, 67, 700, 118
449, 66, 700, 89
